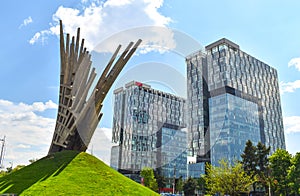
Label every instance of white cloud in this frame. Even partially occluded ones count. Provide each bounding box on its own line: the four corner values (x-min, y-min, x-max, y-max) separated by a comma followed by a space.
104, 0, 133, 7
0, 99, 114, 167
29, 32, 41, 44
29, 30, 52, 45
93, 26, 176, 54
143, 0, 171, 26
17, 144, 31, 149
0, 99, 57, 113
280, 58, 300, 94
19, 16, 33, 29
280, 80, 300, 94
0, 100, 57, 167
288, 57, 300, 72
29, 0, 174, 53
283, 116, 300, 134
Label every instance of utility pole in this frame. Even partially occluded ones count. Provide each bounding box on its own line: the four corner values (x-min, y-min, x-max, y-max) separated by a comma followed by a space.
173, 165, 176, 194
0, 136, 5, 168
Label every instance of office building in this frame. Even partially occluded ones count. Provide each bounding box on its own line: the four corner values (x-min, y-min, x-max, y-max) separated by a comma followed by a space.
111, 81, 187, 184
188, 162, 205, 178
186, 38, 285, 166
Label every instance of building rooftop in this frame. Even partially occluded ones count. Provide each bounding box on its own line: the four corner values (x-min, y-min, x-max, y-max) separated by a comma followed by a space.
114, 81, 186, 101
205, 38, 240, 51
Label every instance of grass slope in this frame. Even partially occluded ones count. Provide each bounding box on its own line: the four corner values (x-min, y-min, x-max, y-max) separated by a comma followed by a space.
0, 151, 158, 196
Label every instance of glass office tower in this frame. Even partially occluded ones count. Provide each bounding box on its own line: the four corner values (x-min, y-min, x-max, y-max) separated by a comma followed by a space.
111, 81, 187, 183
186, 38, 285, 165
209, 93, 260, 165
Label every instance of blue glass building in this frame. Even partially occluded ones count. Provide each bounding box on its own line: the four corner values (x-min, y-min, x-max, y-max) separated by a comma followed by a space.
209, 93, 260, 165
111, 81, 187, 185
188, 162, 205, 178
186, 38, 285, 166
159, 126, 187, 179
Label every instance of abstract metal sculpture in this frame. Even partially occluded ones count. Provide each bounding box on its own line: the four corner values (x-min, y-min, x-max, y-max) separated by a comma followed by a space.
48, 20, 141, 154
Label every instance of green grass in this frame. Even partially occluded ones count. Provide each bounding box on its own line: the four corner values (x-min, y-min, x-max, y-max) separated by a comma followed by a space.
0, 151, 158, 196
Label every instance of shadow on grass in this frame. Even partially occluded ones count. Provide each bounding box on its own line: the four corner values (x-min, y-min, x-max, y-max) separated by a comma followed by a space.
0, 150, 80, 195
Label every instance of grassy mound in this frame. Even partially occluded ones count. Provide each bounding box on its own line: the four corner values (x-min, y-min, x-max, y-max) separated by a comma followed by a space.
0, 151, 158, 195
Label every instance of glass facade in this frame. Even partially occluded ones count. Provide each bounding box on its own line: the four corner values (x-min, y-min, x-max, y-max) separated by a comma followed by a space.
159, 127, 187, 179
110, 146, 119, 170
188, 162, 205, 178
111, 81, 187, 183
186, 51, 210, 162
186, 38, 285, 165
209, 93, 260, 166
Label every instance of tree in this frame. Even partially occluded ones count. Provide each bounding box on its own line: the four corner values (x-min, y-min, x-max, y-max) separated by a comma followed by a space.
0, 170, 6, 177
175, 176, 184, 193
29, 158, 38, 164
241, 140, 257, 177
288, 152, 300, 195
197, 175, 206, 195
241, 140, 270, 193
256, 142, 270, 190
154, 169, 166, 190
6, 166, 12, 173
140, 167, 158, 192
269, 149, 292, 195
2, 164, 25, 175
205, 160, 254, 196
183, 177, 197, 196
11, 165, 25, 172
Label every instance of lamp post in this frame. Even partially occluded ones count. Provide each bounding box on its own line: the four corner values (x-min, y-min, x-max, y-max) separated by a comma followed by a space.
173, 165, 176, 194
268, 167, 272, 196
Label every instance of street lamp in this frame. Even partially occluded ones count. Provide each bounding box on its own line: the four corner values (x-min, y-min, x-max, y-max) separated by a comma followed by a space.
173, 165, 176, 194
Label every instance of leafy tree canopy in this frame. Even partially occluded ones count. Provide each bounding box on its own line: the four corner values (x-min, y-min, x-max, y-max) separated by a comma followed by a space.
205, 160, 254, 196
183, 177, 197, 196
140, 167, 158, 192
241, 140, 270, 192
269, 149, 292, 195
288, 152, 300, 195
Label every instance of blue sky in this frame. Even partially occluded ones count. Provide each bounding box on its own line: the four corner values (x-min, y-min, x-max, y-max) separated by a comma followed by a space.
0, 0, 300, 167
